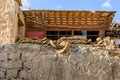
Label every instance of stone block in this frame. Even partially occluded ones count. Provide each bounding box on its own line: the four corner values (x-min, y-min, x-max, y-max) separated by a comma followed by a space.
0, 71, 5, 78
6, 69, 18, 78
0, 53, 8, 62
19, 70, 28, 79
1, 61, 22, 69
8, 52, 21, 61
9, 78, 22, 80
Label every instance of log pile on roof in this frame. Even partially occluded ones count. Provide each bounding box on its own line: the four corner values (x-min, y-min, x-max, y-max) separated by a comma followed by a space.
108, 22, 120, 31
23, 10, 115, 30
107, 22, 120, 37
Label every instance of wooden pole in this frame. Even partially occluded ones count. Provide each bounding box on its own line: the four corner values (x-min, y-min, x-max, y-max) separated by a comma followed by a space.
99, 29, 105, 39
72, 30, 74, 36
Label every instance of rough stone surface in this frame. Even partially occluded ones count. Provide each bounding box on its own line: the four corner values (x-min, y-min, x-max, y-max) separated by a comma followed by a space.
0, 71, 5, 78
0, 0, 19, 44
1, 61, 22, 69
0, 44, 120, 80
6, 69, 18, 78
19, 70, 28, 79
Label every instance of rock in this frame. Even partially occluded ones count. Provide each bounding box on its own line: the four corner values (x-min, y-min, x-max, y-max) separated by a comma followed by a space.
0, 0, 20, 44
19, 70, 28, 79
8, 52, 21, 61
0, 52, 8, 62
0, 44, 120, 79
23, 61, 32, 70
1, 61, 22, 69
6, 69, 18, 78
0, 71, 5, 78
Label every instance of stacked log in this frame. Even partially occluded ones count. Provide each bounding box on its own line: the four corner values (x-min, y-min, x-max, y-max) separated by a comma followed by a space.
16, 36, 92, 54
58, 36, 92, 45
16, 37, 49, 45
17, 36, 92, 45
107, 22, 120, 37
96, 37, 115, 50
108, 22, 120, 31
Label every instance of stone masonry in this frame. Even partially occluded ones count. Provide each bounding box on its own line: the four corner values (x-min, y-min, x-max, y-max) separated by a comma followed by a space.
0, 44, 120, 80
0, 0, 22, 44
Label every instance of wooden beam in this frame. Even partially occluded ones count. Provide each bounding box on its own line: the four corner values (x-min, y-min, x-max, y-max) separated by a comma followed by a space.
99, 29, 105, 39
23, 10, 115, 33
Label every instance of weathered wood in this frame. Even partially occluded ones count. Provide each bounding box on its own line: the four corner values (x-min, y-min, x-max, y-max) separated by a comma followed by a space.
99, 29, 105, 39
23, 10, 115, 29
23, 10, 115, 39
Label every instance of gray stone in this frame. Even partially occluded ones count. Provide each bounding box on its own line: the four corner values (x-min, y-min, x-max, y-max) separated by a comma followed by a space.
1, 61, 22, 69
6, 69, 18, 78
8, 52, 21, 61
16, 79, 23, 80
0, 44, 120, 79
0, 53, 8, 62
9, 78, 23, 80
0, 79, 8, 80
0, 71, 5, 78
19, 70, 28, 79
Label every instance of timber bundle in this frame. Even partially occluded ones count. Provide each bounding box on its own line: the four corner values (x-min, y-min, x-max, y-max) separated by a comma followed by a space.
107, 22, 120, 37
58, 36, 92, 44
16, 36, 118, 54
16, 36, 92, 54
95, 37, 115, 50
16, 36, 92, 45
16, 37, 49, 44
109, 22, 120, 31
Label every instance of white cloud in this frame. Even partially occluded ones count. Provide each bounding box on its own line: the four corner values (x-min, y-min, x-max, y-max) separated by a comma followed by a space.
21, 0, 30, 10
102, 0, 112, 8
56, 5, 63, 10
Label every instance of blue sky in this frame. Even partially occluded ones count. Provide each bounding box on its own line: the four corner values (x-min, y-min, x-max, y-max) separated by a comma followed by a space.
21, 0, 120, 22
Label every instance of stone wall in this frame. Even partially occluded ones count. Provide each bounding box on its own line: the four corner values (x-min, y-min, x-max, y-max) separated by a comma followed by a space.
0, 44, 120, 80
0, 0, 23, 44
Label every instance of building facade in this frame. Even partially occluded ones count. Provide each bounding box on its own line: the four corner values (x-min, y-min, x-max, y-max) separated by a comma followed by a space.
0, 0, 116, 44
23, 10, 115, 41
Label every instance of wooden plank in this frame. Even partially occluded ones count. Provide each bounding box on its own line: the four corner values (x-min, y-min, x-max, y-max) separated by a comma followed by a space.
23, 10, 115, 32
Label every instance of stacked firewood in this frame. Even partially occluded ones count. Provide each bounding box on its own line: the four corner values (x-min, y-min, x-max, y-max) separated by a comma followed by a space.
58, 36, 92, 45
96, 37, 115, 50
107, 22, 120, 37
16, 36, 92, 45
16, 37, 71, 54
108, 22, 120, 31
16, 37, 49, 45
16, 36, 92, 54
